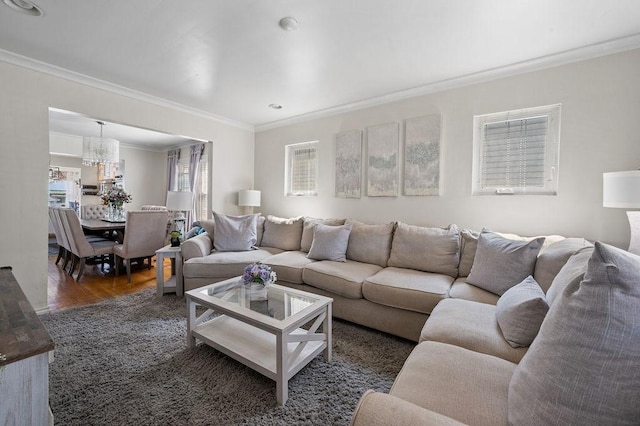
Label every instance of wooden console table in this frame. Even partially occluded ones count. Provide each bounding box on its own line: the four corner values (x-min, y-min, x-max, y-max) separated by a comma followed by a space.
0, 266, 55, 425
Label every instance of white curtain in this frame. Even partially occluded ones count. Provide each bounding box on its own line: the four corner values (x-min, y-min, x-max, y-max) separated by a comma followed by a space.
187, 144, 205, 227
166, 149, 180, 196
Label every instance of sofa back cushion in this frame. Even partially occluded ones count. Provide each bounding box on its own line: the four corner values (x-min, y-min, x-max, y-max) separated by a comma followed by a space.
533, 237, 592, 292
508, 242, 640, 425
212, 212, 258, 251
544, 246, 593, 307
345, 219, 395, 267
300, 217, 347, 252
260, 215, 304, 251
467, 229, 544, 296
457, 229, 479, 277
387, 222, 459, 277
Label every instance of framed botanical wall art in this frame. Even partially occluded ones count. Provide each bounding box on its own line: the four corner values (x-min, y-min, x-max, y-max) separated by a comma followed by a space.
335, 129, 362, 198
367, 122, 399, 197
403, 114, 441, 196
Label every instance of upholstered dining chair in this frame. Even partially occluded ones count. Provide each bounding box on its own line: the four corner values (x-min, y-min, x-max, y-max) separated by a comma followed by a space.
113, 210, 169, 283
58, 208, 117, 281
49, 207, 67, 266
81, 204, 109, 219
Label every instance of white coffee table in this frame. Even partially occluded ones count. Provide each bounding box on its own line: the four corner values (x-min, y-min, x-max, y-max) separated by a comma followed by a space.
185, 278, 333, 405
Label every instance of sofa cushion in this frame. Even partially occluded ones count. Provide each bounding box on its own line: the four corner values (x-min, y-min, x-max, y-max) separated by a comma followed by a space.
256, 215, 265, 246
261, 251, 315, 284
300, 217, 346, 252
448, 277, 500, 305
212, 212, 258, 251
307, 223, 352, 262
457, 228, 479, 277
420, 298, 527, 364
345, 219, 395, 267
495, 276, 548, 348
260, 215, 303, 251
302, 259, 382, 299
467, 229, 544, 296
200, 219, 215, 243
387, 222, 460, 277
391, 341, 515, 426
363, 267, 453, 315
533, 237, 592, 292
182, 248, 281, 278
508, 242, 640, 425
544, 246, 593, 306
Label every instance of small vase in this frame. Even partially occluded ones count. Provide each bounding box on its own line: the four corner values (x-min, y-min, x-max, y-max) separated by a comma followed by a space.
248, 283, 269, 301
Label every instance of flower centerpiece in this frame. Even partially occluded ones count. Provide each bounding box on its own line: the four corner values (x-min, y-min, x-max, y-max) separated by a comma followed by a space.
242, 262, 277, 287
99, 187, 132, 221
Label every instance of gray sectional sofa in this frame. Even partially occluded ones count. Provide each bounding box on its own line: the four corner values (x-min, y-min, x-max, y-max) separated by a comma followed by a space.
180, 214, 640, 424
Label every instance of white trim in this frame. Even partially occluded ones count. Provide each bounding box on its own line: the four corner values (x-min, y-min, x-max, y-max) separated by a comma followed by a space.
256, 33, 640, 131
0, 48, 254, 131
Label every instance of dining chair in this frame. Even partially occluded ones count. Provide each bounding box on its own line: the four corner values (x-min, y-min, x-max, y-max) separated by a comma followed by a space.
114, 210, 169, 283
58, 208, 117, 281
48, 207, 67, 265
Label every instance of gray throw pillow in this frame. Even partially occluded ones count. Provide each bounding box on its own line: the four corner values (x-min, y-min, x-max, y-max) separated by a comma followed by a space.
495, 275, 548, 348
387, 222, 460, 277
345, 219, 395, 267
457, 228, 479, 277
212, 212, 258, 251
466, 229, 545, 296
508, 242, 640, 425
544, 246, 593, 307
260, 215, 304, 251
307, 223, 353, 262
300, 217, 347, 252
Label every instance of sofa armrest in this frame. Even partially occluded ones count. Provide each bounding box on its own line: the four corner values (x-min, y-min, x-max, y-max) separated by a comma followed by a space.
181, 233, 212, 260
350, 391, 466, 426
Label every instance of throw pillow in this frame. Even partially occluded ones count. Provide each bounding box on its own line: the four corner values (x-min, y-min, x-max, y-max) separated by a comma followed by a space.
307, 223, 353, 262
260, 215, 304, 251
457, 228, 479, 277
212, 212, 258, 252
495, 275, 549, 348
508, 242, 640, 425
387, 222, 460, 277
345, 219, 395, 267
466, 229, 545, 296
533, 237, 592, 293
300, 217, 347, 252
544, 246, 593, 307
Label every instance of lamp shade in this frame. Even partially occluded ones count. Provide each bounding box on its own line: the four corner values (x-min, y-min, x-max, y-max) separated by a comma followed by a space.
238, 190, 261, 207
603, 170, 640, 208
166, 191, 193, 211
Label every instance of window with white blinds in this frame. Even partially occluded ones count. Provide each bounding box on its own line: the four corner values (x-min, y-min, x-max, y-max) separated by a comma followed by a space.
285, 141, 318, 196
472, 104, 561, 195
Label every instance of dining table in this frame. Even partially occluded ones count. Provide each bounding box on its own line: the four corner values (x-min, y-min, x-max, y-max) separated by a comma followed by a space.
80, 218, 126, 242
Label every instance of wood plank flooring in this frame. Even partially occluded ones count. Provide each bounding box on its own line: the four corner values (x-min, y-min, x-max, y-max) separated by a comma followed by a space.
47, 249, 172, 312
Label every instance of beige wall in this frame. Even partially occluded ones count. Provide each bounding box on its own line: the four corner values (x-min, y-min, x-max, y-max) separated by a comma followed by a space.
255, 49, 640, 250
0, 60, 254, 312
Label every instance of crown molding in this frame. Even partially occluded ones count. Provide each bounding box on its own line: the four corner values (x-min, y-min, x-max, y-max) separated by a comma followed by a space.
0, 48, 254, 132
255, 33, 640, 132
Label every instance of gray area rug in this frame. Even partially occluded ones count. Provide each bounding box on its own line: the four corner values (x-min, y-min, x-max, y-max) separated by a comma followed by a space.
40, 288, 415, 425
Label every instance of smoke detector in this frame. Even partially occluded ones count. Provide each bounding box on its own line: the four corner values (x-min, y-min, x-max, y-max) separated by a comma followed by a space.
278, 16, 299, 31
3, 0, 43, 16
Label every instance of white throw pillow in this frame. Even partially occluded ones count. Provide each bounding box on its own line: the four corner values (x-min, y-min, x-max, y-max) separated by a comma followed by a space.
307, 223, 353, 262
212, 212, 258, 252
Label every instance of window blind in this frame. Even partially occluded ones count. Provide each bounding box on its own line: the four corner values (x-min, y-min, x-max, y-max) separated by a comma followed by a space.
287, 142, 318, 195
481, 116, 547, 190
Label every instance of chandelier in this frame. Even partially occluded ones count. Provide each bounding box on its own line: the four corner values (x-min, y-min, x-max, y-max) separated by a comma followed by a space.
82, 121, 119, 167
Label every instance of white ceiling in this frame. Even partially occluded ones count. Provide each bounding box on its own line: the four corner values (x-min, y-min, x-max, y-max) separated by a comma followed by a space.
3, 0, 640, 145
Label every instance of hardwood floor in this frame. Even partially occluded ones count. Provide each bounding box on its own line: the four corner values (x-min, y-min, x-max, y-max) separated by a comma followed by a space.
47, 247, 172, 312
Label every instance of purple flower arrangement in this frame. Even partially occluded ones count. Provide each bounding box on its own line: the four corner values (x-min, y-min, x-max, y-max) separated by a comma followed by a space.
242, 262, 277, 287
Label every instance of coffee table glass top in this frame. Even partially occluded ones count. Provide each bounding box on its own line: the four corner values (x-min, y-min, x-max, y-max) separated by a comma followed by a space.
194, 278, 319, 321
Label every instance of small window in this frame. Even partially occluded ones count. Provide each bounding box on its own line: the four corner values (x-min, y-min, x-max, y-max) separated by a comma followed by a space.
177, 154, 208, 220
285, 141, 319, 196
472, 104, 561, 195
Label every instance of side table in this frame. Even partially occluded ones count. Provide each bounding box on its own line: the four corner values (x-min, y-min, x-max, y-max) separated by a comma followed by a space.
155, 245, 183, 296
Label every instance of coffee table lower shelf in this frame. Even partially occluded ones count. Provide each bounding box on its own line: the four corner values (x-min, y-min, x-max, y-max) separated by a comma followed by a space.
192, 315, 326, 399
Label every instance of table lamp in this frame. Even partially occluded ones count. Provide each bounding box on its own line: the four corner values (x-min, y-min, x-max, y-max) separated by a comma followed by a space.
603, 170, 640, 255
238, 189, 261, 214
166, 191, 194, 240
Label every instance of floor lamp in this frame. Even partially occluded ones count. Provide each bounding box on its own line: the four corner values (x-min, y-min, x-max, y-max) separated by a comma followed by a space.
603, 170, 640, 255
238, 190, 261, 214
166, 191, 194, 240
